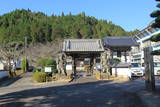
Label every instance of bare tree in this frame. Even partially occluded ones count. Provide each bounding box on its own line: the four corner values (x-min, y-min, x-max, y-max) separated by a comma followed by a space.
25, 39, 63, 67
0, 42, 23, 76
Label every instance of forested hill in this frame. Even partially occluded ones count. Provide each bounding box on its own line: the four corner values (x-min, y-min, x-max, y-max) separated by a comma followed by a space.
0, 9, 139, 44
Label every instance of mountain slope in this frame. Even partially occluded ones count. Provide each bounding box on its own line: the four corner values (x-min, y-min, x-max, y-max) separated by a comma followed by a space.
0, 9, 139, 44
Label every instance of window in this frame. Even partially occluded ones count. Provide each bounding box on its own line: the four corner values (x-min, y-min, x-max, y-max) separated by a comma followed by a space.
117, 51, 121, 57
96, 59, 100, 63
131, 63, 141, 67
154, 62, 160, 67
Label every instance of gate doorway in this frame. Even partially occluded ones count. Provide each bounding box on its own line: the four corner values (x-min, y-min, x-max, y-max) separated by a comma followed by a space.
61, 39, 105, 79
75, 58, 91, 77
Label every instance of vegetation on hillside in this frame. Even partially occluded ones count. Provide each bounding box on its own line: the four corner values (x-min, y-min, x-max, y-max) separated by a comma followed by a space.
0, 9, 139, 44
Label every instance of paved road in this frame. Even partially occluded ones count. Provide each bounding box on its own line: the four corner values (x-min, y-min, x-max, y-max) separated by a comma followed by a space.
0, 72, 151, 107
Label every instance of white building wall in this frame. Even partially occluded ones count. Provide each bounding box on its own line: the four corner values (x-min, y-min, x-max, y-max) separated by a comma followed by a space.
120, 56, 130, 63
0, 62, 4, 70
112, 68, 132, 78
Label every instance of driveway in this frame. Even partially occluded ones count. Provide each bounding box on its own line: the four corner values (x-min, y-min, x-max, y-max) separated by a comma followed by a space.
0, 72, 159, 107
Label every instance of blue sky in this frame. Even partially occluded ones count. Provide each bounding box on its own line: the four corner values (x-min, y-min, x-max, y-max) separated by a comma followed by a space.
0, 0, 158, 31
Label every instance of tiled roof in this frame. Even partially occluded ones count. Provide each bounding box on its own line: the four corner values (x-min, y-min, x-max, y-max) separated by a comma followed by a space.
63, 39, 104, 52
103, 36, 138, 47
111, 62, 131, 68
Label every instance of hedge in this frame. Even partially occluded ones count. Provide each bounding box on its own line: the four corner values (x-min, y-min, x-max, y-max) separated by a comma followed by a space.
33, 72, 46, 83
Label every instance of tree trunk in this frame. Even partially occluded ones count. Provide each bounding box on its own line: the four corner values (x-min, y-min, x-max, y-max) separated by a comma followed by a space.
8, 57, 12, 77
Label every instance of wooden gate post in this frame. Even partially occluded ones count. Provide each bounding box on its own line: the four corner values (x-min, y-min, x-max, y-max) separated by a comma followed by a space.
144, 47, 155, 92
72, 57, 76, 76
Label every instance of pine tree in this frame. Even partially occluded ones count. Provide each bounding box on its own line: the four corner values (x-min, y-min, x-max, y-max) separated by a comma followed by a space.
150, 0, 160, 55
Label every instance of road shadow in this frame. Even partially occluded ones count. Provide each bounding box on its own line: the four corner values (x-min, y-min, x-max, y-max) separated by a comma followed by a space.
0, 76, 22, 88
0, 80, 146, 107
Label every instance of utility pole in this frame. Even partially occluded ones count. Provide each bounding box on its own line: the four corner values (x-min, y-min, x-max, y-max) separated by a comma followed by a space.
24, 36, 27, 72
144, 43, 155, 92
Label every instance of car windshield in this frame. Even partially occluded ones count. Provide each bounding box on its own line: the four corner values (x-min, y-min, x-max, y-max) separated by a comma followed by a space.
154, 62, 160, 67
131, 63, 141, 67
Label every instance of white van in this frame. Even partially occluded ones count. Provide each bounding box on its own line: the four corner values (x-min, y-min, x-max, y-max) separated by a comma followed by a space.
139, 62, 160, 76
131, 62, 144, 76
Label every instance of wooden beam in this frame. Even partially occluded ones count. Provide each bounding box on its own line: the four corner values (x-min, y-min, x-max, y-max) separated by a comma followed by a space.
72, 57, 76, 75
124, 51, 127, 62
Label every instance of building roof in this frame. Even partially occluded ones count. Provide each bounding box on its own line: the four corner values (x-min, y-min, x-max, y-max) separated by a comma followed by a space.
103, 36, 138, 47
63, 39, 104, 52
111, 62, 131, 68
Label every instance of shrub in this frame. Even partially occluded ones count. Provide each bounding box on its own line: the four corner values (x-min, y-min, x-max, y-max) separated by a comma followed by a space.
37, 58, 57, 73
111, 58, 121, 63
33, 72, 46, 82
53, 69, 58, 73
151, 50, 160, 55
32, 69, 37, 72
37, 58, 56, 67
21, 58, 29, 72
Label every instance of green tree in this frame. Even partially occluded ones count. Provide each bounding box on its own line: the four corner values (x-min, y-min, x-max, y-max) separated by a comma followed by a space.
37, 58, 57, 72
150, 0, 160, 55
0, 9, 139, 44
21, 58, 29, 72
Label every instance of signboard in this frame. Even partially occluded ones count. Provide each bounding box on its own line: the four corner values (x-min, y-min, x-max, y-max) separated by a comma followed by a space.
66, 64, 72, 70
45, 67, 52, 72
